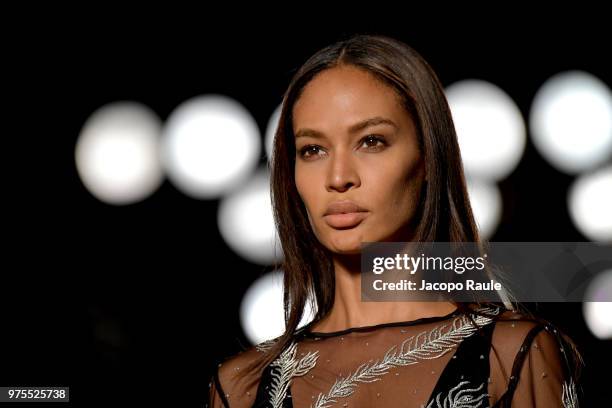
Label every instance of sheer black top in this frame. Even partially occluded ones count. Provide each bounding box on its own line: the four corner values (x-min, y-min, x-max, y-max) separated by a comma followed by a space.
208, 305, 580, 407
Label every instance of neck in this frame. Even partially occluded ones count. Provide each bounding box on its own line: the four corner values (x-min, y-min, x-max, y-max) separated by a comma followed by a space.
310, 253, 457, 332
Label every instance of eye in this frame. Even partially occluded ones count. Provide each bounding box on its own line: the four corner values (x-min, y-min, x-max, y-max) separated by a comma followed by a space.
297, 135, 388, 160
360, 135, 387, 151
298, 144, 326, 160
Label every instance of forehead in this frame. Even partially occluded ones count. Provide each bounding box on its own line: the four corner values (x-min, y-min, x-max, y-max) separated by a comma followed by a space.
292, 65, 405, 131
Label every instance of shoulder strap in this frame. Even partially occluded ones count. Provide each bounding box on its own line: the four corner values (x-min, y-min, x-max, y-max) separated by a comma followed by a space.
492, 323, 546, 408
213, 366, 231, 408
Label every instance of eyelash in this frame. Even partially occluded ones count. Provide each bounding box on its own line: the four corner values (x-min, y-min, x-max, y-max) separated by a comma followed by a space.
298, 135, 388, 159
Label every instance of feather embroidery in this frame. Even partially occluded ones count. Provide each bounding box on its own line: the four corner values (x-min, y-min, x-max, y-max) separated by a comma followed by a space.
312, 307, 500, 408
562, 378, 579, 408
268, 341, 319, 408
426, 381, 489, 408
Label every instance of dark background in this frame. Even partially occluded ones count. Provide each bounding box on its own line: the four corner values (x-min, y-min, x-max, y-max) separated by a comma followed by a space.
5, 10, 610, 407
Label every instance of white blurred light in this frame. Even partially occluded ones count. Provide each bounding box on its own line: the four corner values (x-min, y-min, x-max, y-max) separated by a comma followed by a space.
583, 269, 612, 339
265, 104, 282, 161
240, 270, 315, 344
218, 168, 283, 265
530, 71, 612, 174
162, 95, 261, 199
466, 178, 502, 239
75, 102, 164, 205
446, 80, 526, 181
568, 166, 612, 242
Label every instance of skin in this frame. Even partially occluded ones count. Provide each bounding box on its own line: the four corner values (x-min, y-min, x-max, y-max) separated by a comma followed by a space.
292, 64, 456, 331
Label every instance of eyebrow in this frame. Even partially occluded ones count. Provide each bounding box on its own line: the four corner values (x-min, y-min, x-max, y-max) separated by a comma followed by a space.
295, 116, 399, 139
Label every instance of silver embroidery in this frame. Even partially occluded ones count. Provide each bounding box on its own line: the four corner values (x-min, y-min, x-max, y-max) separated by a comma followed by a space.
269, 341, 319, 408
426, 381, 488, 408
312, 307, 500, 408
256, 338, 278, 353
562, 379, 579, 408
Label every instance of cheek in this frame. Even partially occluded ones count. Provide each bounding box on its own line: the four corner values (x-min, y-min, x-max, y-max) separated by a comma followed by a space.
366, 156, 424, 212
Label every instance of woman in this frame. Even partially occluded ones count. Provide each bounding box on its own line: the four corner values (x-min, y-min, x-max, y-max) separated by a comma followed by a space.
208, 34, 582, 407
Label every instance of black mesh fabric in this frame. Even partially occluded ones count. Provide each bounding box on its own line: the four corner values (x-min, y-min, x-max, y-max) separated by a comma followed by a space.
208, 305, 580, 407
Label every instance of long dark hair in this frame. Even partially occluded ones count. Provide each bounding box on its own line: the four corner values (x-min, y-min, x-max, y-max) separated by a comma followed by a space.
237, 33, 582, 387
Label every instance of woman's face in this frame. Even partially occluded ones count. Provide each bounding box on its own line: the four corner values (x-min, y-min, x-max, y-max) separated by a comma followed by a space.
293, 64, 425, 254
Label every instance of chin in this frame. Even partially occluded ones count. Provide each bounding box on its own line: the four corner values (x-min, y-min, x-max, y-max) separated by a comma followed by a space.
331, 246, 362, 255
326, 232, 367, 254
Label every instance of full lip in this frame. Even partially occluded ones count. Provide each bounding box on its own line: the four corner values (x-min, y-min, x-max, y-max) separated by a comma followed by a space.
324, 200, 368, 216
323, 200, 369, 229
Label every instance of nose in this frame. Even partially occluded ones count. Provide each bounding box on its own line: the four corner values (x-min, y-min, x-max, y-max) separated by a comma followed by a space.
325, 149, 360, 193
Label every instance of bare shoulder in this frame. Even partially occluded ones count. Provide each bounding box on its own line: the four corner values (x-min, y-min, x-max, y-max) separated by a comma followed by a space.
490, 309, 565, 380
214, 340, 277, 407
492, 309, 541, 342
216, 343, 263, 388
486, 310, 582, 406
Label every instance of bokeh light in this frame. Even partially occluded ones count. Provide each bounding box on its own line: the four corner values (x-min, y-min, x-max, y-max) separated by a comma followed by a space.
583, 269, 612, 339
218, 168, 283, 265
446, 80, 526, 181
240, 270, 315, 344
530, 71, 612, 174
75, 102, 164, 205
568, 165, 612, 242
161, 95, 261, 199
466, 177, 502, 239
265, 104, 282, 161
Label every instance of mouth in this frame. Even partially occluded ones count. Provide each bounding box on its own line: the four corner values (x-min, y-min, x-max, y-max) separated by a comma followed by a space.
323, 212, 369, 229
